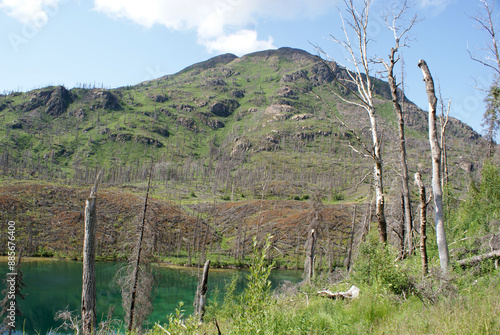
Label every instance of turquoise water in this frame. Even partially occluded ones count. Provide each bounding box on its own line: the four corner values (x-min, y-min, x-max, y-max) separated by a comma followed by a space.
0, 260, 302, 334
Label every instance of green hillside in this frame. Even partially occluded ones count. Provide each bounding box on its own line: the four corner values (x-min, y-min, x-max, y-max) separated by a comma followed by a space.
0, 47, 484, 203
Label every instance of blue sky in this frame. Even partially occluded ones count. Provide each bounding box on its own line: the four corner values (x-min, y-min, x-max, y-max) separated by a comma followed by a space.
0, 0, 497, 134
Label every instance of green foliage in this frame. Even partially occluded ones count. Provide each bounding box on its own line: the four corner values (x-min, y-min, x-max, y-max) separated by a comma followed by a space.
351, 228, 411, 295
453, 161, 500, 237
243, 235, 275, 311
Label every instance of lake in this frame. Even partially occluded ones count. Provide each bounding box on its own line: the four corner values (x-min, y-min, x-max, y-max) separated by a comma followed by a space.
0, 259, 302, 334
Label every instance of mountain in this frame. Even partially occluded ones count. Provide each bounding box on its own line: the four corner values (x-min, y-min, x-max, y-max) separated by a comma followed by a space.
0, 47, 483, 197
0, 47, 488, 262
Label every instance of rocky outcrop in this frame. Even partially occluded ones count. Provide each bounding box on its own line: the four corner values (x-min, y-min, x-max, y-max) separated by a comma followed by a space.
230, 90, 245, 98
177, 117, 198, 131
210, 99, 240, 117
150, 94, 169, 103
108, 133, 163, 147
20, 86, 73, 117
152, 126, 170, 137
90, 90, 120, 110
197, 113, 225, 129
46, 86, 73, 117
276, 85, 297, 99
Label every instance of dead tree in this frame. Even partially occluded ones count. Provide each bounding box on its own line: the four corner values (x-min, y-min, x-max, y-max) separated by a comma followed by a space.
438, 94, 451, 188
126, 162, 154, 332
414, 171, 429, 276
82, 172, 100, 335
418, 60, 450, 273
468, 0, 500, 76
345, 205, 357, 272
468, 0, 500, 157
194, 260, 210, 322
316, 0, 387, 243
304, 229, 317, 283
381, 1, 418, 254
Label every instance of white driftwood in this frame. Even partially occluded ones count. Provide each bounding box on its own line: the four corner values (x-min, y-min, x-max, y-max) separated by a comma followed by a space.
317, 285, 360, 300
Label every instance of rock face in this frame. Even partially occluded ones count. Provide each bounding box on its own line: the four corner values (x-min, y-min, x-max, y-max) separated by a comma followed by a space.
150, 94, 168, 103
197, 113, 225, 129
21, 86, 73, 117
46, 86, 73, 117
210, 99, 240, 117
90, 90, 120, 110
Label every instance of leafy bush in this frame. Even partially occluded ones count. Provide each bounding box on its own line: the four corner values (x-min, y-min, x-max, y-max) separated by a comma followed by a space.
351, 228, 412, 295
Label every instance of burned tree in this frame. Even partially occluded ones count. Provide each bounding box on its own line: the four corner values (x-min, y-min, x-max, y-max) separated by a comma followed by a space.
317, 0, 387, 243
81, 173, 101, 335
381, 1, 418, 254
418, 60, 450, 273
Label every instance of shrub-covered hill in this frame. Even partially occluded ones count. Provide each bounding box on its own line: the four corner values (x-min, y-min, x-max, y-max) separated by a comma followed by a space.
0, 181, 354, 266
0, 47, 486, 202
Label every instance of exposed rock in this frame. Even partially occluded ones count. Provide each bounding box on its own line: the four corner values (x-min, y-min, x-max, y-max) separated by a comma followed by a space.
231, 138, 252, 157
68, 108, 86, 120
46, 86, 73, 117
197, 112, 225, 129
177, 116, 198, 131
230, 90, 245, 98
205, 78, 227, 86
90, 90, 120, 110
8, 119, 28, 129
150, 94, 169, 103
291, 113, 314, 121
310, 63, 334, 85
135, 135, 163, 148
171, 104, 195, 113
152, 126, 170, 137
108, 133, 133, 142
276, 85, 297, 99
458, 157, 475, 173
281, 69, 308, 83
20, 86, 73, 117
210, 99, 240, 117
265, 104, 294, 115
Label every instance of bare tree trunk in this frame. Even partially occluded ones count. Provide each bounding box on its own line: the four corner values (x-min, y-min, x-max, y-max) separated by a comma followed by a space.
372, 137, 387, 243
414, 171, 429, 276
194, 260, 210, 322
381, 2, 418, 253
418, 59, 450, 273
304, 229, 317, 283
128, 164, 153, 331
345, 205, 357, 272
314, 0, 387, 243
82, 173, 100, 335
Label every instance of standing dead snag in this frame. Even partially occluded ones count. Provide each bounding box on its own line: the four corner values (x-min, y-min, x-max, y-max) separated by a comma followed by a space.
82, 172, 100, 335
127, 161, 154, 332
316, 0, 387, 243
418, 60, 450, 273
194, 260, 210, 322
414, 171, 429, 276
381, 1, 418, 254
304, 229, 317, 283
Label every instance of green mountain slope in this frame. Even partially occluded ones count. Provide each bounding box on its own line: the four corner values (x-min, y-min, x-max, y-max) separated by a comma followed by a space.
0, 47, 485, 202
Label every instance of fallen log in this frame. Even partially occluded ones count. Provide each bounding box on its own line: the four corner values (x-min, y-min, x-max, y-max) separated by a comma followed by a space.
457, 250, 500, 267
317, 285, 360, 300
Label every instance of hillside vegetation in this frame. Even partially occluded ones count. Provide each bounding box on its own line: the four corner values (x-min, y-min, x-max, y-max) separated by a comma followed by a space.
0, 47, 491, 265
1, 47, 499, 334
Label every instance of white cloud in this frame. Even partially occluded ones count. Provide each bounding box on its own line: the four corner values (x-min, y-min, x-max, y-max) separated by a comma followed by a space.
93, 0, 337, 55
418, 0, 454, 15
202, 29, 275, 55
0, 0, 60, 26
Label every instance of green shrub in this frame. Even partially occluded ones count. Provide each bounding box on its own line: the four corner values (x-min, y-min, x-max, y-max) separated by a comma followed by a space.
351, 228, 411, 295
